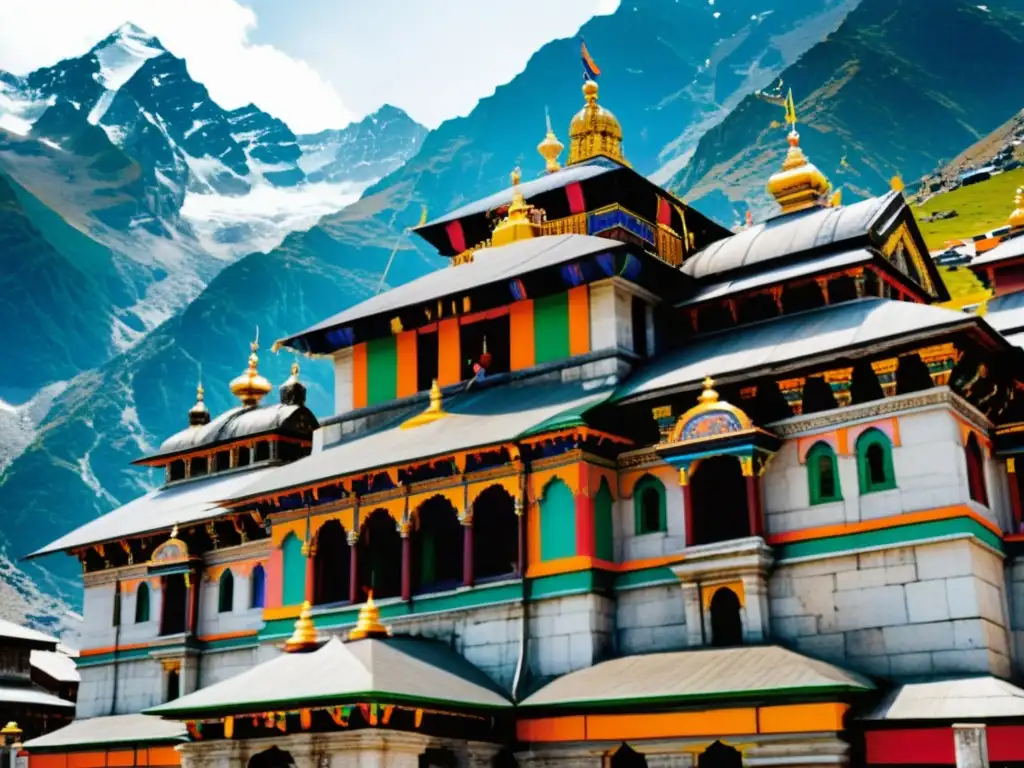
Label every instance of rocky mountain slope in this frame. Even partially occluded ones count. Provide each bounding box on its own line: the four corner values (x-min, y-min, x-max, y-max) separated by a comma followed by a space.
0, 0, 869, 622
669, 0, 1024, 226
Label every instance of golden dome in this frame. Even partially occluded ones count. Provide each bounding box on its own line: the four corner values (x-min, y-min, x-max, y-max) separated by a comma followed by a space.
229, 331, 272, 407
188, 382, 210, 427
1009, 188, 1024, 229
348, 591, 390, 641
667, 376, 754, 444
766, 90, 830, 214
567, 80, 628, 167
538, 108, 563, 173
284, 601, 319, 653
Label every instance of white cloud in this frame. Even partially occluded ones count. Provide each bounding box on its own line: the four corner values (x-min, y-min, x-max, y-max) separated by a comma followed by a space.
0, 0, 356, 133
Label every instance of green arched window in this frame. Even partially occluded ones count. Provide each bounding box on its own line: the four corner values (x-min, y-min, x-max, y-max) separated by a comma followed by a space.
807, 442, 842, 505
539, 478, 576, 562
135, 582, 150, 624
594, 478, 615, 561
218, 569, 234, 613
856, 429, 897, 494
281, 533, 306, 606
633, 475, 667, 534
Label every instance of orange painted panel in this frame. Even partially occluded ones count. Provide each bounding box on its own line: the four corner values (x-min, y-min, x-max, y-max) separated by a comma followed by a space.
758, 702, 848, 734
396, 330, 419, 398
587, 708, 757, 740
437, 318, 461, 386
67, 753, 105, 768
106, 751, 135, 767
517, 716, 587, 742
30, 756, 67, 768
567, 285, 590, 356
351, 343, 368, 409
509, 300, 535, 371
146, 747, 180, 766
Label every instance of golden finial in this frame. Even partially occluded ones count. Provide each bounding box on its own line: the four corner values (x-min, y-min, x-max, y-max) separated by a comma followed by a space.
188, 379, 210, 427
699, 376, 720, 405
400, 379, 448, 429
491, 166, 538, 247
538, 107, 563, 173
567, 79, 628, 167
348, 591, 390, 641
766, 89, 831, 214
290, 360, 300, 378
890, 174, 905, 193
1009, 188, 1024, 229
170, 523, 179, 539
229, 327, 273, 407
284, 601, 319, 653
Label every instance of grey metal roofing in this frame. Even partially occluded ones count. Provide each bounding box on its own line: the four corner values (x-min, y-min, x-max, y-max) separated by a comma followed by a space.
228, 378, 612, 503
682, 193, 898, 280
155, 403, 304, 457
861, 677, 1024, 720
520, 645, 872, 708
420, 159, 618, 227
147, 635, 511, 717
29, 465, 279, 558
678, 248, 872, 307
1005, 331, 1024, 349
983, 291, 1024, 335
23, 714, 186, 751
971, 232, 1024, 267
31, 650, 80, 683
0, 684, 74, 708
0, 619, 57, 648
277, 235, 626, 350
613, 298, 979, 403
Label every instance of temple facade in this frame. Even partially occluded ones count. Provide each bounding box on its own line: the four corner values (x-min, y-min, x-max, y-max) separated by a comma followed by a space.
21, 76, 1024, 768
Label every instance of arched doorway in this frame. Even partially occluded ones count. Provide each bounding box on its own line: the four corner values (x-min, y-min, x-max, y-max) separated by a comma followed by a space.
313, 520, 351, 605
965, 433, 988, 506
709, 587, 743, 647
357, 509, 402, 600
160, 574, 186, 635
472, 485, 518, 580
610, 744, 647, 767
690, 456, 749, 545
414, 496, 463, 594
698, 741, 742, 768
249, 747, 295, 768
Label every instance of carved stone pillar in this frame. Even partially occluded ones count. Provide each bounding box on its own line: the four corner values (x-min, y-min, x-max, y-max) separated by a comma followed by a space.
302, 541, 317, 604
347, 530, 360, 604
515, 494, 525, 576
680, 581, 704, 647
680, 468, 694, 546
462, 514, 474, 588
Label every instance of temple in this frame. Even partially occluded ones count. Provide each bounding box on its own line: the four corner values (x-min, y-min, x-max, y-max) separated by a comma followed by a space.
21, 73, 1024, 768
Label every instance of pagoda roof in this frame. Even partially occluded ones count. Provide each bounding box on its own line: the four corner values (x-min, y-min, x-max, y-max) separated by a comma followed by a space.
145, 635, 511, 718
0, 684, 74, 709
0, 618, 58, 650
861, 676, 1024, 721
23, 714, 186, 752
983, 291, 1024, 336
970, 230, 1024, 268
613, 298, 995, 404
520, 645, 872, 710
224, 378, 612, 505
27, 464, 279, 558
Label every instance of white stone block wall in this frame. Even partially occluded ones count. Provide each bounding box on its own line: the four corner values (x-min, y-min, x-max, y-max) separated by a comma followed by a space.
80, 583, 119, 651
528, 593, 614, 681
616, 469, 686, 561
333, 348, 354, 417
76, 658, 164, 718
770, 539, 1012, 679
199, 647, 262, 688
1008, 557, 1024, 674
198, 570, 265, 638
616, 584, 687, 654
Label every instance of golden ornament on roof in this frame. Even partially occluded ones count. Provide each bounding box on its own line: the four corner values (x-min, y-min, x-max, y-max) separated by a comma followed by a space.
229, 329, 273, 407
1009, 188, 1024, 230
348, 591, 390, 641
766, 90, 831, 214
284, 601, 318, 652
537, 107, 564, 173
568, 79, 628, 167
188, 381, 210, 427
401, 379, 449, 429
490, 167, 538, 248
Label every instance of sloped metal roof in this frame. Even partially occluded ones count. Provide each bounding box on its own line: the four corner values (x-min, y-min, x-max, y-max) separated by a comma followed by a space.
970, 232, 1024, 268
613, 298, 979, 403
983, 290, 1024, 335
146, 636, 511, 717
0, 684, 74, 709
31, 650, 79, 683
227, 379, 612, 504
23, 714, 186, 751
28, 465, 279, 558
0, 618, 57, 648
520, 645, 872, 708
861, 677, 1024, 720
154, 403, 308, 458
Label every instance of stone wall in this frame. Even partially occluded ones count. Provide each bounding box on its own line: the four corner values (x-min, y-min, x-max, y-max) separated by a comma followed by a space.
1008, 555, 1024, 675
527, 593, 614, 682
770, 538, 1012, 679
76, 658, 164, 718
199, 647, 262, 689
615, 583, 687, 655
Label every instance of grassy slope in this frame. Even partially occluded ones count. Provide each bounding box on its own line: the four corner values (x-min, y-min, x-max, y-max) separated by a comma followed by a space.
915, 168, 1024, 251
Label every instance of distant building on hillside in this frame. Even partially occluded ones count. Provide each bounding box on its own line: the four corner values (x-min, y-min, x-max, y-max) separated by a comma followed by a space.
0, 620, 74, 740
960, 165, 997, 185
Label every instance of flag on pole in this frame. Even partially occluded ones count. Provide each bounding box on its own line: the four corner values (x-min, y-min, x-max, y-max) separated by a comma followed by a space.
416, 204, 428, 227
581, 39, 601, 81
784, 88, 797, 128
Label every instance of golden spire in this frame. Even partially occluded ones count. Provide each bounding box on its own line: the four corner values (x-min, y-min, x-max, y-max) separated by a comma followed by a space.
567, 79, 627, 167
188, 380, 210, 427
1010, 187, 1024, 230
284, 601, 319, 653
699, 376, 719, 406
491, 167, 538, 247
229, 328, 273, 407
890, 174, 905, 193
538, 107, 564, 173
400, 379, 449, 429
348, 591, 390, 641
766, 89, 831, 214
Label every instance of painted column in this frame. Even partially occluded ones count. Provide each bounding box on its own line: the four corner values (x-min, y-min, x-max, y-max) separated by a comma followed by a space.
680, 468, 694, 546
302, 542, 316, 604
462, 517, 474, 588
400, 522, 412, 601
741, 456, 761, 537
347, 530, 359, 604
1008, 458, 1022, 532
516, 498, 526, 576
953, 723, 989, 768
185, 568, 200, 636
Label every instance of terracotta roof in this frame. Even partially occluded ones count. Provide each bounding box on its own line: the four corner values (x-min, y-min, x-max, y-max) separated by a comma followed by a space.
520, 645, 873, 709
861, 677, 1024, 721
146, 636, 511, 718
23, 715, 186, 751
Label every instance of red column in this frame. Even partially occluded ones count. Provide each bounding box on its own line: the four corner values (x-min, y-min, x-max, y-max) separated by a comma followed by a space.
682, 481, 694, 546
516, 509, 525, 576
348, 533, 359, 604
401, 530, 412, 601
745, 474, 762, 537
185, 569, 200, 635
463, 522, 474, 588
1009, 459, 1023, 533
304, 544, 316, 604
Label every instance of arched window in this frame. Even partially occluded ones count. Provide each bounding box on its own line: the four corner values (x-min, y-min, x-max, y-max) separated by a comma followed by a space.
594, 478, 615, 561
709, 587, 743, 647
166, 669, 180, 703
807, 442, 841, 505
965, 433, 988, 506
610, 745, 647, 768
698, 741, 742, 768
539, 478, 576, 562
690, 456, 749, 545
633, 475, 666, 534
218, 570, 234, 613
856, 429, 896, 494
358, 509, 402, 600
313, 520, 351, 605
135, 582, 150, 623
281, 533, 306, 606
472, 486, 518, 580
250, 564, 266, 609
414, 496, 463, 594
112, 588, 122, 627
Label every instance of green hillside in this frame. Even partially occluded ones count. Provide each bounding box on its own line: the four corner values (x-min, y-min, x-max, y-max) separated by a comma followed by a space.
914, 168, 1024, 251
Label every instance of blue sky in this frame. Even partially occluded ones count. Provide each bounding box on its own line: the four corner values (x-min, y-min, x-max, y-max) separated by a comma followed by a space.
0, 0, 618, 132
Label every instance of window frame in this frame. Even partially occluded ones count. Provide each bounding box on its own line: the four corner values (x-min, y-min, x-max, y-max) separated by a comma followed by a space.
134, 582, 150, 624
633, 475, 667, 535
856, 429, 897, 494
964, 433, 989, 506
217, 569, 235, 614
807, 442, 842, 505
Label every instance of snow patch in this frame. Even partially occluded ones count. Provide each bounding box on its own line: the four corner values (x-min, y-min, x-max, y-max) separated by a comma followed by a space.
92, 27, 164, 91
87, 89, 116, 126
